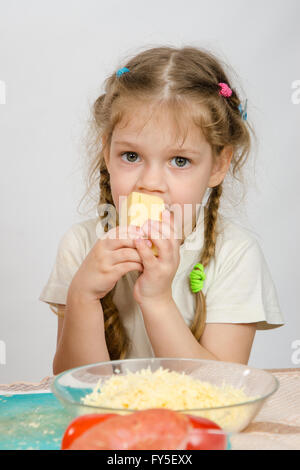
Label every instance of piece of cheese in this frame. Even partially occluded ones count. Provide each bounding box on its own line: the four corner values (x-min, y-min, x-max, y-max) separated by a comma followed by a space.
120, 192, 165, 256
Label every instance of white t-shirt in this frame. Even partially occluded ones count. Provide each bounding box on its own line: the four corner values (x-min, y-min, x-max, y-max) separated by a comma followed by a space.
39, 205, 285, 359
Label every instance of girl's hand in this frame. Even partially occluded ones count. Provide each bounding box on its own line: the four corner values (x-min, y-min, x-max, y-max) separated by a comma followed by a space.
69, 225, 145, 303
132, 210, 181, 306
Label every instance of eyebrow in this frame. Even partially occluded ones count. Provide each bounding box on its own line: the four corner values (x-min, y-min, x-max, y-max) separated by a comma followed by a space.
113, 140, 202, 156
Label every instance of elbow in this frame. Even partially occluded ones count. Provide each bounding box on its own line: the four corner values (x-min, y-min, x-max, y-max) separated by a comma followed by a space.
216, 356, 250, 366
52, 361, 60, 376
52, 355, 66, 376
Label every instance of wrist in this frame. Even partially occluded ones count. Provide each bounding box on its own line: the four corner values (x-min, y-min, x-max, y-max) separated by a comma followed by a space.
65, 287, 105, 329
138, 292, 174, 311
67, 284, 102, 308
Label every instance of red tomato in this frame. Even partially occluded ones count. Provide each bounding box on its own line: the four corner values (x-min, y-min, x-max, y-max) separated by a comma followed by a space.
61, 409, 227, 450
61, 413, 116, 450
185, 415, 227, 450
66, 409, 190, 450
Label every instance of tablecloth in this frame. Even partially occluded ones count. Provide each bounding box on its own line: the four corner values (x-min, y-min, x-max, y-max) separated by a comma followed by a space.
1, 368, 299, 450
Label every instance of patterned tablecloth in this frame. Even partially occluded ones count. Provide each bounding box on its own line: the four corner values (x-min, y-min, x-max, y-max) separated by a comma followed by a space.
1, 368, 299, 450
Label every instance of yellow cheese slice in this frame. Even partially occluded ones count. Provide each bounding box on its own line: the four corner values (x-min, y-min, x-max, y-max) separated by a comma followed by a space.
120, 192, 165, 256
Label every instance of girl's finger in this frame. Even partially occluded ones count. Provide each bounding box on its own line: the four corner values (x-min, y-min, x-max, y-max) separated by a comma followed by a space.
142, 215, 181, 243
134, 237, 157, 266
140, 224, 174, 260
110, 247, 143, 266
101, 225, 145, 249
142, 220, 170, 241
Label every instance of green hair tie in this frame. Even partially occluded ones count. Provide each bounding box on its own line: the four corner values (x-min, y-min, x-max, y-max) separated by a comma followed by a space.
189, 263, 206, 293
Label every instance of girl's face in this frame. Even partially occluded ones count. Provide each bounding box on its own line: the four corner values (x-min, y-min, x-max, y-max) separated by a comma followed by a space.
104, 102, 231, 239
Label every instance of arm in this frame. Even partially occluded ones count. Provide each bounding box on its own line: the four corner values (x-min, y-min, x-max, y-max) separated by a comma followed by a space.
53, 289, 110, 375
50, 224, 144, 375
199, 322, 256, 365
140, 298, 256, 365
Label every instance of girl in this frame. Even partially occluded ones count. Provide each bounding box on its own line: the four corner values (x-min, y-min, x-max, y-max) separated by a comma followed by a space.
39, 46, 284, 374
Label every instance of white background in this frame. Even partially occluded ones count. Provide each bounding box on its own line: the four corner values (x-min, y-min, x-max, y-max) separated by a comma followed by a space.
0, 0, 299, 382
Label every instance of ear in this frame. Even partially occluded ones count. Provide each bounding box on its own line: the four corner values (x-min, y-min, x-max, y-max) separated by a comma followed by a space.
208, 146, 233, 188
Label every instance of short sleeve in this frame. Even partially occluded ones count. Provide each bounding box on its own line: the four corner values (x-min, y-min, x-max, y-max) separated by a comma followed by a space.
205, 239, 285, 330
38, 224, 86, 308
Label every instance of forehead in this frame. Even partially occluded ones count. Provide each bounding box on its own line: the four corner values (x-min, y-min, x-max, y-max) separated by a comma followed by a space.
112, 100, 206, 148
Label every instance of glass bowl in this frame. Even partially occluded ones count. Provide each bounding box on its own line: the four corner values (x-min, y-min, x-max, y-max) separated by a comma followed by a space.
51, 358, 279, 433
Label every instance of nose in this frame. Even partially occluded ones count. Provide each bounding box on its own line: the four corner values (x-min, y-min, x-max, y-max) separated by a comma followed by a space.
136, 163, 167, 195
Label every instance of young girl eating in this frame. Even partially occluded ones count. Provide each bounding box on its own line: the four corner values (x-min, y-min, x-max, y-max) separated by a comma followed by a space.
39, 46, 284, 374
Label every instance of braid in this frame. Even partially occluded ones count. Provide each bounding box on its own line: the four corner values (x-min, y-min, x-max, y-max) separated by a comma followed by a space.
101, 288, 130, 360
98, 160, 131, 360
98, 159, 114, 231
189, 184, 223, 341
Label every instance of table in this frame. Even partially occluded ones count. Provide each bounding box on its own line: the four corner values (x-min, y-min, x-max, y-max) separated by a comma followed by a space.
1, 368, 300, 450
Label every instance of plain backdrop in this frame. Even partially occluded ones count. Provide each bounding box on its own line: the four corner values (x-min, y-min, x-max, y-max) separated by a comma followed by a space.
0, 0, 299, 382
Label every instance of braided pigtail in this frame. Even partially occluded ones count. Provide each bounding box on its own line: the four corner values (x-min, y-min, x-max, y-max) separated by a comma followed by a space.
98, 158, 131, 360
189, 184, 223, 340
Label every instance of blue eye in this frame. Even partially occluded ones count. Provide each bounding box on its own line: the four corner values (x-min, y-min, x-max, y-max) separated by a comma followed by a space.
120, 152, 191, 168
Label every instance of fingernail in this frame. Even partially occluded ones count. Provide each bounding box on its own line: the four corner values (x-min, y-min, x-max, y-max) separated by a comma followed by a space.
146, 240, 152, 247
150, 219, 159, 228
129, 225, 140, 232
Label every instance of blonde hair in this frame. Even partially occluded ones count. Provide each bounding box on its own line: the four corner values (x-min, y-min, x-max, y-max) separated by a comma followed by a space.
80, 45, 255, 360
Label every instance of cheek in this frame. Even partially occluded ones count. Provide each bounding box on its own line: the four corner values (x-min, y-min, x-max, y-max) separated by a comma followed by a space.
172, 184, 205, 206
109, 173, 134, 214
170, 184, 207, 231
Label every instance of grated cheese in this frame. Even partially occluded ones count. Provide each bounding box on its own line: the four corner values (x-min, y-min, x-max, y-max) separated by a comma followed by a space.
81, 366, 259, 432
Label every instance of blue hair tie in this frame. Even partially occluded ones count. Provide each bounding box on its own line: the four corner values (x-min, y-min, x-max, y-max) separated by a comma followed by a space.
116, 67, 130, 77
238, 99, 248, 121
